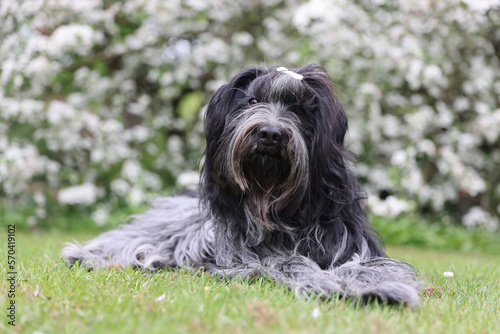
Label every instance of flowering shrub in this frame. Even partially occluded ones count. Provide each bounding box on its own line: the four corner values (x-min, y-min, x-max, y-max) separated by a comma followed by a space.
1, 0, 499, 229
292, 0, 500, 230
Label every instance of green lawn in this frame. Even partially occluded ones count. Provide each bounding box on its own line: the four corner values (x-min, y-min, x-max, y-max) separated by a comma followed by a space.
2, 231, 499, 334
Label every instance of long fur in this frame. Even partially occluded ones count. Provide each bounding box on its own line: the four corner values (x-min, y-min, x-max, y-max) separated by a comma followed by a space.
63, 64, 422, 307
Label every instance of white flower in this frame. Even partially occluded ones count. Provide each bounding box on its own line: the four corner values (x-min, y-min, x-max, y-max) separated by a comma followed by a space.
391, 150, 407, 166
155, 293, 166, 302
417, 139, 436, 156
231, 31, 254, 46
47, 24, 103, 57
110, 179, 130, 196
91, 206, 109, 226
124, 126, 151, 143
311, 308, 320, 319
462, 0, 500, 13
369, 195, 412, 217
33, 192, 46, 206
453, 97, 470, 112
24, 56, 58, 79
128, 95, 151, 116
128, 187, 145, 206
423, 65, 443, 84
46, 101, 75, 125
359, 83, 383, 99
475, 109, 500, 143
0, 59, 16, 84
121, 160, 142, 182
167, 136, 183, 153
293, 0, 334, 30
57, 184, 99, 205
177, 170, 200, 188
462, 207, 499, 231
443, 272, 454, 278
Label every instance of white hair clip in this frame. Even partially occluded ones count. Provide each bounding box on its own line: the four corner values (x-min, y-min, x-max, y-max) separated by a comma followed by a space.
276, 67, 303, 80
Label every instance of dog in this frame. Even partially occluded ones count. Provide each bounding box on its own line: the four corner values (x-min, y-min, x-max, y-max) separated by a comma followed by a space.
63, 64, 421, 307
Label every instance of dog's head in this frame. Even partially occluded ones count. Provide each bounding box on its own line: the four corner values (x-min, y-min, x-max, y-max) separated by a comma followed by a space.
202, 64, 350, 229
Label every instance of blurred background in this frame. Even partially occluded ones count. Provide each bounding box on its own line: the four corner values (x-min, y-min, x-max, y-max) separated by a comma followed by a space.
1, 0, 499, 250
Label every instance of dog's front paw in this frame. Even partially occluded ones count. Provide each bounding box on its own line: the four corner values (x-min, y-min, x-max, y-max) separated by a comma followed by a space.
62, 242, 108, 270
361, 282, 421, 307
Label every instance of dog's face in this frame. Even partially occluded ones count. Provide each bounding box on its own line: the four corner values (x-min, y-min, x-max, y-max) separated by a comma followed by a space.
203, 65, 349, 228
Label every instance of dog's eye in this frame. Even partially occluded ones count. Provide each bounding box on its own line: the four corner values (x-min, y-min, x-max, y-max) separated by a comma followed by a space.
294, 108, 304, 116
248, 98, 258, 107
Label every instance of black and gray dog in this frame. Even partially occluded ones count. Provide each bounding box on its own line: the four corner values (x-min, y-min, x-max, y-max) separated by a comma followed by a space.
63, 65, 421, 307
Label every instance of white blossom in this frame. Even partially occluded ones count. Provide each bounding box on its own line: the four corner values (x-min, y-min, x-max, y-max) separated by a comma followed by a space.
462, 0, 500, 13
443, 271, 454, 278
391, 150, 407, 166
369, 195, 413, 217
111, 179, 130, 196
177, 170, 200, 188
128, 187, 145, 206
33, 192, 46, 206
47, 24, 103, 57
57, 184, 99, 205
91, 206, 110, 226
462, 207, 499, 231
122, 160, 142, 182
46, 101, 76, 125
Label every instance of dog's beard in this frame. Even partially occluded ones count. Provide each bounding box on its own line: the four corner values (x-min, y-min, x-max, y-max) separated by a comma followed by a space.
225, 105, 309, 228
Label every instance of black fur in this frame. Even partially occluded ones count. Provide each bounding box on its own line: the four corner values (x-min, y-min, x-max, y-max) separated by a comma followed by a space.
63, 65, 421, 307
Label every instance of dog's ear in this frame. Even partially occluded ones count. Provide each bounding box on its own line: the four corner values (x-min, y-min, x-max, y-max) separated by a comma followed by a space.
300, 65, 348, 146
203, 67, 267, 191
205, 67, 267, 136
299, 65, 357, 207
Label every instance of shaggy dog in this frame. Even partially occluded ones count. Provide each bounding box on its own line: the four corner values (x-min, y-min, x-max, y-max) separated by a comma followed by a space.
63, 65, 421, 306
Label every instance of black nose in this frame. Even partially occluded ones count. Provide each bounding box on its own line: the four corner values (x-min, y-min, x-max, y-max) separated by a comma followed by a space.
257, 126, 283, 146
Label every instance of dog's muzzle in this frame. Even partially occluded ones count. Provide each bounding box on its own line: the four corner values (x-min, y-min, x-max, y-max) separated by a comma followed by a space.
256, 125, 286, 155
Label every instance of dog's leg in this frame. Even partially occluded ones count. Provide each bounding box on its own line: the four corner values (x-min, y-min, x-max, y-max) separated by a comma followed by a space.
331, 256, 421, 307
62, 195, 214, 271
207, 254, 420, 307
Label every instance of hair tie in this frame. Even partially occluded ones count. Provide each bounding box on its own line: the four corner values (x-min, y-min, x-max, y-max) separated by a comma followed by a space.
276, 67, 303, 80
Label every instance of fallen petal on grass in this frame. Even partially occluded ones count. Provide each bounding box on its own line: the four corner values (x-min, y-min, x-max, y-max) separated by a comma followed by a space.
155, 293, 166, 302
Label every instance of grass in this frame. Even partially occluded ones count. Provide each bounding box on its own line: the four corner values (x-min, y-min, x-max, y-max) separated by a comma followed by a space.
1, 230, 499, 334
372, 214, 500, 254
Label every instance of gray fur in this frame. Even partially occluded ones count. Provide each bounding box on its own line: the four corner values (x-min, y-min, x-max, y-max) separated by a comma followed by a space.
63, 65, 422, 308
63, 196, 214, 271
63, 194, 421, 307
227, 102, 308, 194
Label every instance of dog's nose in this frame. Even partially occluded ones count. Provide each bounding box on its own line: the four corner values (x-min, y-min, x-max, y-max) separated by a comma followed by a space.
257, 126, 283, 146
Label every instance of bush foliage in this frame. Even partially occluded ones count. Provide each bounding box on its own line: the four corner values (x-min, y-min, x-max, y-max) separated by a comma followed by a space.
1, 0, 499, 229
